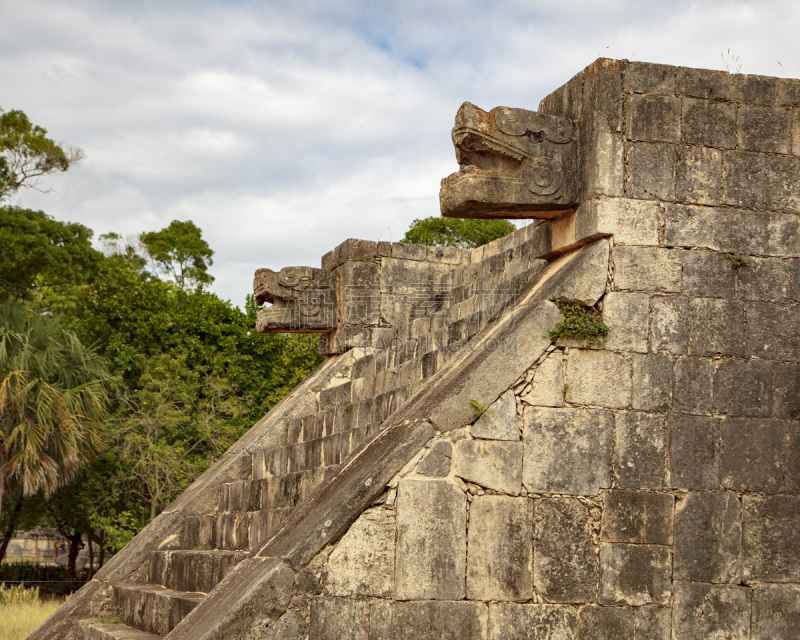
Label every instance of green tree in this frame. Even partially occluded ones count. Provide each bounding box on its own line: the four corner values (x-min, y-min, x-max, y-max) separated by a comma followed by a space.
0, 301, 108, 506
0, 301, 108, 562
10, 219, 324, 556
110, 354, 249, 521
0, 107, 83, 200
140, 220, 214, 290
402, 216, 515, 249
0, 206, 101, 300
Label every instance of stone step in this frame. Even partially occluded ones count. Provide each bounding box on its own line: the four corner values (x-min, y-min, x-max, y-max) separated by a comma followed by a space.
148, 549, 248, 593
113, 583, 204, 636
83, 622, 163, 640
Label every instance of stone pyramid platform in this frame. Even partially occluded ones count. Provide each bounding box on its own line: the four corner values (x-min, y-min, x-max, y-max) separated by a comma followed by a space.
33, 58, 800, 639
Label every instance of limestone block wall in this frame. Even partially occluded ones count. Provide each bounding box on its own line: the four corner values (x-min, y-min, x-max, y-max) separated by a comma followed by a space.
206, 222, 553, 556
236, 61, 800, 640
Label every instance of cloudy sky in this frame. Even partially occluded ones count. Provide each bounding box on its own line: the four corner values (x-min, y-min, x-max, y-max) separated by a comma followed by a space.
2, 0, 798, 304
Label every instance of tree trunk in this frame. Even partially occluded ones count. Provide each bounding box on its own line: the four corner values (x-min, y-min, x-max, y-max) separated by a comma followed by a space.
0, 496, 23, 563
97, 530, 105, 568
86, 529, 94, 578
66, 530, 82, 581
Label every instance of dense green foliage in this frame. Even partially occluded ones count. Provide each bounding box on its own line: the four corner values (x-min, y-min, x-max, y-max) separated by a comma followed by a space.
0, 206, 101, 299
401, 216, 515, 248
0, 207, 323, 567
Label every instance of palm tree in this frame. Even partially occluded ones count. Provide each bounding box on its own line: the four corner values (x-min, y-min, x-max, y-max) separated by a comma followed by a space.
0, 300, 108, 511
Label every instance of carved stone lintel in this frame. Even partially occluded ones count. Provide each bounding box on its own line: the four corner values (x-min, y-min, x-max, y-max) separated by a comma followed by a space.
440, 102, 577, 219
254, 266, 336, 333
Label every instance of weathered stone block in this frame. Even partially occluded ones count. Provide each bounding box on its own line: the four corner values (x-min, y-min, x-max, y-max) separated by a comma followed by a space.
677, 67, 730, 100
565, 349, 631, 409
614, 411, 666, 489
614, 246, 682, 293
688, 298, 745, 356
427, 244, 465, 264
674, 491, 742, 583
392, 242, 427, 261
713, 359, 772, 417
738, 104, 790, 154
260, 609, 307, 640
765, 154, 800, 213
369, 601, 488, 640
774, 362, 800, 419
732, 72, 779, 103
396, 479, 467, 600
752, 585, 800, 640
533, 497, 597, 604
722, 418, 786, 493
631, 353, 671, 412
522, 407, 613, 495
681, 97, 736, 148
576, 606, 634, 640
309, 597, 370, 640
325, 508, 395, 598
421, 349, 440, 380
746, 301, 800, 361
649, 296, 687, 354
573, 197, 661, 247
181, 516, 216, 551
454, 439, 523, 495
789, 425, 800, 502
599, 543, 671, 606
626, 94, 681, 143
601, 292, 648, 352
625, 61, 677, 95
471, 390, 519, 441
672, 582, 751, 640
744, 494, 800, 582
634, 607, 671, 640
417, 440, 453, 477
790, 259, 800, 302
668, 414, 719, 489
675, 145, 721, 205
466, 496, 533, 601
488, 604, 578, 640
672, 357, 713, 416
626, 142, 675, 201
337, 238, 379, 264
581, 129, 625, 200
793, 107, 800, 155
601, 489, 673, 545
736, 256, 788, 302
665, 204, 800, 258
780, 77, 800, 105
682, 250, 734, 298
722, 150, 765, 208
520, 353, 564, 408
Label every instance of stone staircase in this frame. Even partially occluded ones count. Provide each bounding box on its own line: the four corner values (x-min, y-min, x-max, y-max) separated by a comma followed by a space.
81, 511, 251, 638
63, 226, 556, 640
79, 434, 374, 638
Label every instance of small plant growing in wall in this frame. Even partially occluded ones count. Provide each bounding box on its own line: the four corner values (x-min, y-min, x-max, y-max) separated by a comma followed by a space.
727, 253, 748, 269
470, 399, 495, 418
548, 299, 610, 346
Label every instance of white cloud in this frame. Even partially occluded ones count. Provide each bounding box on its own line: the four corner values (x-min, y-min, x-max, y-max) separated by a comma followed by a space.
2, 0, 799, 305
